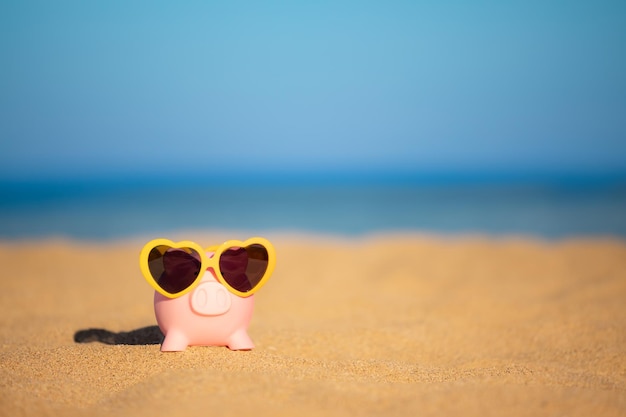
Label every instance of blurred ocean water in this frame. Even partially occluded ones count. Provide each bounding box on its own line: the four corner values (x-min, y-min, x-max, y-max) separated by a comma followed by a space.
1, 176, 625, 239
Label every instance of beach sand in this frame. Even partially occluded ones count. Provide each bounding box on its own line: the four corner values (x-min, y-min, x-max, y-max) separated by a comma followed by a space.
0, 233, 625, 416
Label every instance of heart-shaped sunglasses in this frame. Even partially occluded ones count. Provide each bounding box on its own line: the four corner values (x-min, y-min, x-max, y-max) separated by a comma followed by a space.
139, 237, 275, 299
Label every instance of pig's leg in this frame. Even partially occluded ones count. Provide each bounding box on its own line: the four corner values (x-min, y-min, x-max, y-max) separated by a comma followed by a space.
226, 329, 254, 351
160, 330, 189, 352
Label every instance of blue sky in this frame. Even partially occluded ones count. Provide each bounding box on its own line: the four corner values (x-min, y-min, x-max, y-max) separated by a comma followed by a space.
1, 0, 625, 181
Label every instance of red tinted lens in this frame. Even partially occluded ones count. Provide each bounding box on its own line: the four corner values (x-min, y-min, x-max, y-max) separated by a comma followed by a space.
218, 244, 268, 293
148, 246, 202, 294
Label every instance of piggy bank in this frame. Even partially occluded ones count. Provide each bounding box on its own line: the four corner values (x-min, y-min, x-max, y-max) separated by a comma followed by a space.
153, 269, 255, 352
140, 237, 275, 352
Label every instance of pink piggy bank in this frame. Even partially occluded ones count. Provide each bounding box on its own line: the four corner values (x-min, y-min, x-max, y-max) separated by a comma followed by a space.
140, 237, 275, 352
154, 269, 255, 351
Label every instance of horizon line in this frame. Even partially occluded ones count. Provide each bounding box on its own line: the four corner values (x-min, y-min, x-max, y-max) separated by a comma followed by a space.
2, 168, 626, 188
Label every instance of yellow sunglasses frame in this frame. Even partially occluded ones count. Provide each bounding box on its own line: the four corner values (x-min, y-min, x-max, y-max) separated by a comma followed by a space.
139, 237, 276, 299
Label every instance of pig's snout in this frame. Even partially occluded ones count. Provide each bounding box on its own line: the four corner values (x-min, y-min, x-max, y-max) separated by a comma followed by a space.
190, 281, 232, 316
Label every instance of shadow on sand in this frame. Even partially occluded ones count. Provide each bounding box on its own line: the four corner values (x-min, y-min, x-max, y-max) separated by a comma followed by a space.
74, 326, 163, 345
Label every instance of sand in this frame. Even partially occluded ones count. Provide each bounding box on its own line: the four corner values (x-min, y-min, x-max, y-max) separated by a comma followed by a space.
0, 232, 625, 416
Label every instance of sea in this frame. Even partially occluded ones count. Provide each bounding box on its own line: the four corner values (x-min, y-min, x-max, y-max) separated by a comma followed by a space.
1, 173, 625, 240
